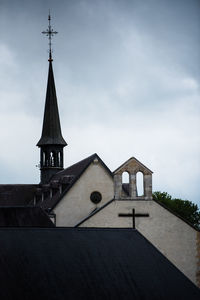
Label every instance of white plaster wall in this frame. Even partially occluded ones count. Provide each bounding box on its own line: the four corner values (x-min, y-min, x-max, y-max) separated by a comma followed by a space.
81, 199, 198, 285
54, 162, 114, 226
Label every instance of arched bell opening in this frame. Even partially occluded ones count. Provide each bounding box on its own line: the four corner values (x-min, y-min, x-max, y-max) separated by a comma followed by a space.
122, 171, 130, 196
136, 171, 144, 197
50, 152, 55, 167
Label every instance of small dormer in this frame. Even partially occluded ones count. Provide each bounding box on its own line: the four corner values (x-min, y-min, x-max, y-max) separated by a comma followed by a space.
113, 157, 153, 200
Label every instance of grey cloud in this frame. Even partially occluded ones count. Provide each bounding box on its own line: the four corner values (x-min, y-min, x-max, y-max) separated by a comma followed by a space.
0, 0, 199, 205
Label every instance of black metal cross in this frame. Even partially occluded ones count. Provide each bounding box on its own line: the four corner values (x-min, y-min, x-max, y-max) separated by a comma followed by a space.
42, 12, 58, 61
118, 208, 149, 229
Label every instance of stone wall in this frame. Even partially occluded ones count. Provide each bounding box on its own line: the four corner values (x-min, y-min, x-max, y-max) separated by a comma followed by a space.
54, 161, 114, 226
196, 231, 200, 287
53, 155, 199, 286
114, 157, 152, 200
81, 199, 198, 286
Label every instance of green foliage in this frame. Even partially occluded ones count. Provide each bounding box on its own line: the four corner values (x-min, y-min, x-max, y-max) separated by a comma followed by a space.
153, 191, 200, 229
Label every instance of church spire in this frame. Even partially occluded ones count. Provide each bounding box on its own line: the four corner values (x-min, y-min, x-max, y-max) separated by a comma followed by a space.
37, 60, 67, 146
37, 14, 67, 184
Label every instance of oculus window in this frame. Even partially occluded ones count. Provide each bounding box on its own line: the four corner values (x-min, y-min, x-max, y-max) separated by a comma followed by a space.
90, 191, 102, 204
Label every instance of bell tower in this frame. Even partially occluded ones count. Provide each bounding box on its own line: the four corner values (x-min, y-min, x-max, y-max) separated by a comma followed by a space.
37, 14, 67, 184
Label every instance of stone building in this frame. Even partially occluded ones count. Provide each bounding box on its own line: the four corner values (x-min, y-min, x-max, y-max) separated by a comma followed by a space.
0, 18, 199, 288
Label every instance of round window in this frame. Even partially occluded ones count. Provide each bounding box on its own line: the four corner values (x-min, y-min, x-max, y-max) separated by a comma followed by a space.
90, 191, 102, 204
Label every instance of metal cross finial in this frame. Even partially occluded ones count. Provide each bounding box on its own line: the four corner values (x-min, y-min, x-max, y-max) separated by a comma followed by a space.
42, 12, 58, 61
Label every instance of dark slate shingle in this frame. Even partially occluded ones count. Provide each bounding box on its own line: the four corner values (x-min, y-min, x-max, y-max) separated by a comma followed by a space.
0, 228, 199, 300
0, 184, 38, 206
0, 207, 55, 227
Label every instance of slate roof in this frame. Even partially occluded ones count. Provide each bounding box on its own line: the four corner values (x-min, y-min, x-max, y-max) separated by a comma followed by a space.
0, 228, 199, 300
53, 153, 113, 181
0, 184, 38, 207
37, 61, 67, 146
39, 153, 113, 210
0, 207, 55, 227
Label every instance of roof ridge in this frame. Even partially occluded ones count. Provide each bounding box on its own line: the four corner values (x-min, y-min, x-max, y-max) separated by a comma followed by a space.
41, 153, 113, 211
64, 153, 97, 171
51, 153, 97, 179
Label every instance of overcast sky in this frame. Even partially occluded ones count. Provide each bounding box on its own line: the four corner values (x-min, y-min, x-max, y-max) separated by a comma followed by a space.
0, 0, 200, 205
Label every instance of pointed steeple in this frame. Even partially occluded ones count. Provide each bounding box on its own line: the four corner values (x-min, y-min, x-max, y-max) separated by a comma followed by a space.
37, 60, 67, 146
37, 14, 67, 184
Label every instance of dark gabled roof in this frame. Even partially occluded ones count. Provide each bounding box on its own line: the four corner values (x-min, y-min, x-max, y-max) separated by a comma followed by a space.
0, 228, 199, 300
52, 153, 98, 180
37, 61, 67, 146
0, 207, 55, 227
0, 184, 38, 207
40, 153, 113, 210
53, 153, 113, 181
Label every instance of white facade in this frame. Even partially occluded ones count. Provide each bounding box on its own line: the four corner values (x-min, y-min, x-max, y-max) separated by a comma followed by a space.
81, 199, 198, 285
55, 159, 114, 226
52, 155, 199, 286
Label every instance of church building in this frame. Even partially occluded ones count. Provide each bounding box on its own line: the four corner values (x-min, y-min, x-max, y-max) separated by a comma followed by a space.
0, 15, 199, 289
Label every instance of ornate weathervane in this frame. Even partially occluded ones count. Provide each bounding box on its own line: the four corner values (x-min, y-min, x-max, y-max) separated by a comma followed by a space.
42, 12, 58, 61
